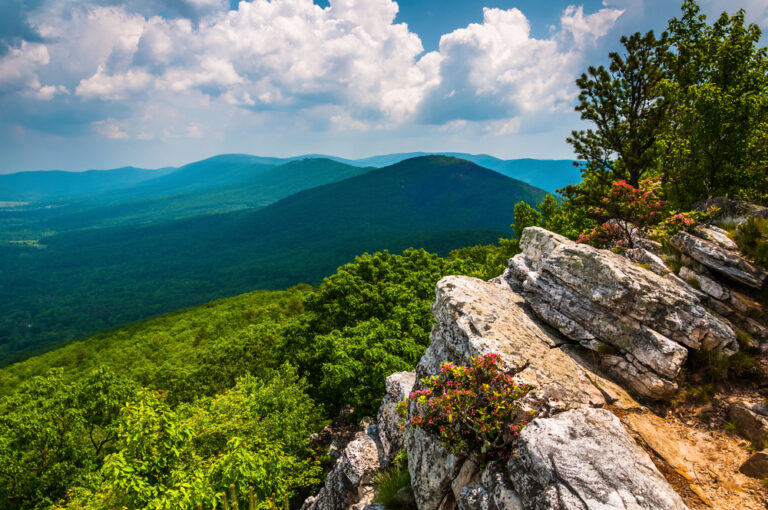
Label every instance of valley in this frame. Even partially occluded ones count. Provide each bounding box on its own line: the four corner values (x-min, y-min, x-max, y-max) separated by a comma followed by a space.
0, 154, 551, 363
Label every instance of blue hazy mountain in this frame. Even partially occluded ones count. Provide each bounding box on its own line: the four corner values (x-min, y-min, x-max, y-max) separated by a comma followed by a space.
0, 166, 174, 201
0, 152, 580, 203
0, 156, 546, 362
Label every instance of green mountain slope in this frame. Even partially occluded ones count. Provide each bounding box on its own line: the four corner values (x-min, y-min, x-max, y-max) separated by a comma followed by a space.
345, 152, 581, 193
0, 156, 545, 362
0, 166, 174, 201
0, 158, 373, 242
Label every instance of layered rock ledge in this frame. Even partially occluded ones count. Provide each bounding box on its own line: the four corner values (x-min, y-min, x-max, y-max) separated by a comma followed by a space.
504, 227, 739, 399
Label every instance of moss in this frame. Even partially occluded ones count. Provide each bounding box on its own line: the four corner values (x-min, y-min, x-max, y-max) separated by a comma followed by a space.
686, 276, 701, 289
596, 343, 618, 355
745, 307, 765, 320
661, 254, 683, 273
736, 330, 753, 348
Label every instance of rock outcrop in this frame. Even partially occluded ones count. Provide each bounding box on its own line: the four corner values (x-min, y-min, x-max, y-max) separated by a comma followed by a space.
670, 230, 767, 289
302, 425, 385, 510
307, 221, 768, 510
303, 373, 415, 510
504, 227, 737, 399
509, 407, 687, 510
377, 372, 416, 465
404, 275, 681, 510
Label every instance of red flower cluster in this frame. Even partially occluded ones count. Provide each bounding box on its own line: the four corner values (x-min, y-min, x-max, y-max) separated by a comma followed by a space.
402, 353, 531, 463
577, 222, 625, 249
579, 177, 666, 250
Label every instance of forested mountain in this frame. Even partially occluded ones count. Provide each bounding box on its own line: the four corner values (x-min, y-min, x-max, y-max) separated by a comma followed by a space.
0, 166, 174, 201
6, 158, 373, 233
0, 156, 546, 363
1, 153, 577, 204
345, 153, 580, 192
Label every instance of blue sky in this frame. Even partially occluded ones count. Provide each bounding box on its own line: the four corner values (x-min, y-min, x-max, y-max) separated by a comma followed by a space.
1, 0, 766, 172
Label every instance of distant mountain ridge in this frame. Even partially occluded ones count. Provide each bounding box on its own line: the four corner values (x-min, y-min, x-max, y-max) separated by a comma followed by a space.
0, 156, 546, 362
0, 166, 175, 201
0, 152, 580, 200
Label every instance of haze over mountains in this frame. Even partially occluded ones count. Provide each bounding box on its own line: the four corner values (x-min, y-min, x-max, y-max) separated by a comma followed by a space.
0, 154, 564, 363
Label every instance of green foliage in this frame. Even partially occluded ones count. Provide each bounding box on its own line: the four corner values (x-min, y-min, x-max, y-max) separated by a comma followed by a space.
567, 0, 768, 210
284, 248, 487, 416
511, 193, 594, 241
662, 1, 768, 206
0, 236, 522, 509
512, 202, 542, 239
373, 451, 415, 510
735, 216, 768, 266
0, 369, 139, 510
374, 466, 414, 510
448, 237, 520, 281
406, 354, 532, 464
567, 30, 670, 195
53, 368, 322, 510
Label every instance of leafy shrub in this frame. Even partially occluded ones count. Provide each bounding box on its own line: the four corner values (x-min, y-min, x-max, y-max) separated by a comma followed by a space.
404, 354, 532, 464
578, 178, 665, 249
735, 216, 768, 267
652, 207, 717, 241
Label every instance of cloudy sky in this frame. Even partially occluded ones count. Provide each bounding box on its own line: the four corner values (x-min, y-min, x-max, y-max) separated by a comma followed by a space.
1, 0, 766, 172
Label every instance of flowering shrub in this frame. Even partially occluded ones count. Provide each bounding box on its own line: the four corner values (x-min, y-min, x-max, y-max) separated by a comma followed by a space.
651, 206, 718, 241
400, 353, 531, 463
578, 177, 665, 250
577, 222, 625, 250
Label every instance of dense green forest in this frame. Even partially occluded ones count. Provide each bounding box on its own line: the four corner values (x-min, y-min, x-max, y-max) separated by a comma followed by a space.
1, 1, 767, 509
0, 246, 513, 509
0, 156, 545, 362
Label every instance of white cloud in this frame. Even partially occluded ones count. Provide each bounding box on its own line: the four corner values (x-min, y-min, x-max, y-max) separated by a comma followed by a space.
560, 5, 624, 47
76, 66, 153, 99
0, 41, 48, 91
417, 5, 623, 124
3, 0, 623, 144
92, 118, 129, 139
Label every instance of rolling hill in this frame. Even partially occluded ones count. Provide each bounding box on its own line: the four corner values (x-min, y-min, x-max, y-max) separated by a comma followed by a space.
0, 156, 546, 362
0, 158, 374, 240
0, 166, 174, 201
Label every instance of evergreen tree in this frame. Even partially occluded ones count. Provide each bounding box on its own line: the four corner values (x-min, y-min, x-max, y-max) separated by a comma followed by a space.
567, 30, 671, 196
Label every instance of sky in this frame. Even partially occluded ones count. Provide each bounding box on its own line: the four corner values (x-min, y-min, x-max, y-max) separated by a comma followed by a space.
1, 0, 767, 172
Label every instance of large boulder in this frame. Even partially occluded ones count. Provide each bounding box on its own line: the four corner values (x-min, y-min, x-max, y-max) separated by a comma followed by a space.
406, 275, 639, 510
508, 227, 738, 399
509, 407, 688, 510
